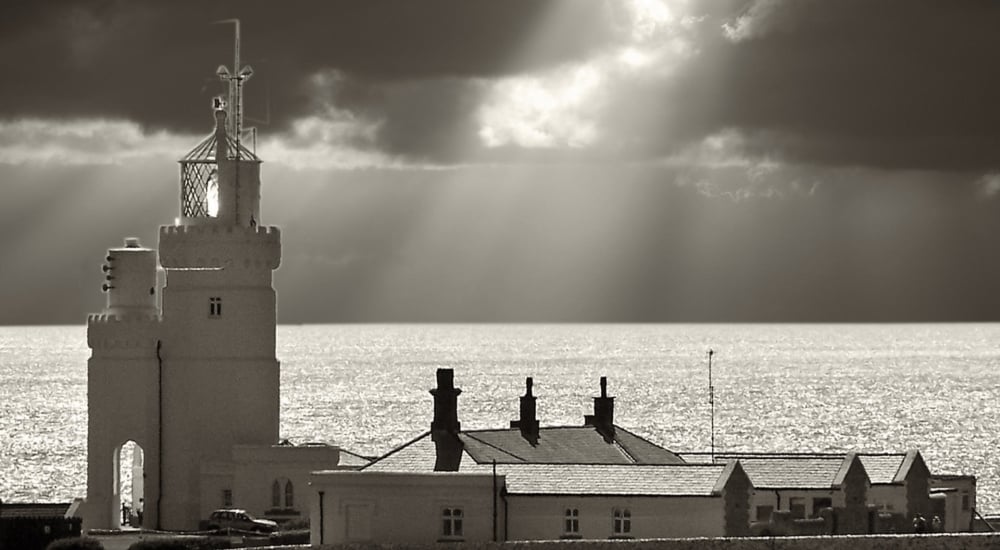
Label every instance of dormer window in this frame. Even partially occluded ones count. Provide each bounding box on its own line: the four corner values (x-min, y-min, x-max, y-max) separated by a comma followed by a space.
209, 296, 222, 317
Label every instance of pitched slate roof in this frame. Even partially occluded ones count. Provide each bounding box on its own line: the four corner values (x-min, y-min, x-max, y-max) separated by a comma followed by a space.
732, 457, 849, 490
364, 425, 683, 473
857, 454, 906, 484
338, 449, 376, 468
363, 432, 490, 473
0, 503, 73, 519
499, 463, 731, 496
681, 450, 915, 486
461, 426, 684, 465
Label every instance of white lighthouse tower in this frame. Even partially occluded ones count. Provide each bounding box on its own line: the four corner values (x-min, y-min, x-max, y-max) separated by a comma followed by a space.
155, 78, 282, 530
83, 27, 283, 530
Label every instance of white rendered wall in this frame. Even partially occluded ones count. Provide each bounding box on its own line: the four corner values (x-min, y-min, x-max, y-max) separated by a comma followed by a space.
222, 444, 343, 522
506, 495, 725, 540
83, 241, 161, 531
310, 472, 500, 545
156, 222, 281, 530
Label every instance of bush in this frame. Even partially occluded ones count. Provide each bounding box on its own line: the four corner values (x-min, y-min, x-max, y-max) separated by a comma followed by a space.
46, 537, 105, 550
127, 537, 230, 550
278, 517, 309, 530
267, 529, 309, 545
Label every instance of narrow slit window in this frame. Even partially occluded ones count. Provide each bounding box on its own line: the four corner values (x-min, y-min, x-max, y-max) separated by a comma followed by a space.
271, 480, 281, 508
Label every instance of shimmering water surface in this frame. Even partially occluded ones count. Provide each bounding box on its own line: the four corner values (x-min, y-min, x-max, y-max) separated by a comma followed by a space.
2, 324, 999, 511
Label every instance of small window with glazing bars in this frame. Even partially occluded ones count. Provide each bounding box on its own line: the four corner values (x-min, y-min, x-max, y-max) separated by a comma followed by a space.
209, 296, 222, 317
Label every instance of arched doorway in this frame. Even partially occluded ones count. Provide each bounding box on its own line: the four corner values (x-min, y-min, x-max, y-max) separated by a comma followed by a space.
113, 440, 145, 528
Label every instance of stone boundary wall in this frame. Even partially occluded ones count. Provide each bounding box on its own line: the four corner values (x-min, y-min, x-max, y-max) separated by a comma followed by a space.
272, 533, 1000, 550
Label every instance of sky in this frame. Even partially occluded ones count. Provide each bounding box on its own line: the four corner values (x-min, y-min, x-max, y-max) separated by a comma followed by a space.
3, 0, 1000, 324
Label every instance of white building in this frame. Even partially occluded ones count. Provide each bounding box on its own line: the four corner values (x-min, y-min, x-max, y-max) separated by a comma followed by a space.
310, 370, 754, 543
80, 42, 365, 531
682, 449, 974, 533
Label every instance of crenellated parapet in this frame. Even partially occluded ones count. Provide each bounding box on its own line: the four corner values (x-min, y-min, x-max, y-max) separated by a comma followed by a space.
159, 224, 281, 270
87, 313, 162, 350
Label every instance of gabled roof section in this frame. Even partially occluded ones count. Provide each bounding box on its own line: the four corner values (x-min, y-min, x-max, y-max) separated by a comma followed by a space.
735, 457, 850, 490
338, 449, 376, 468
362, 425, 684, 473
180, 132, 259, 163
460, 426, 684, 465
895, 450, 928, 483
857, 453, 907, 484
362, 432, 488, 474
499, 463, 729, 496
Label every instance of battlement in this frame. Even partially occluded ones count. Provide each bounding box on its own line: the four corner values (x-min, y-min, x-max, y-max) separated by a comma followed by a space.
159, 224, 281, 270
87, 313, 162, 350
159, 224, 280, 239
88, 313, 162, 323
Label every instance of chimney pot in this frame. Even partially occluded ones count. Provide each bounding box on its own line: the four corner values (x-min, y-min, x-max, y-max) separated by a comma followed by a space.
430, 368, 463, 470
512, 376, 539, 444
585, 376, 615, 436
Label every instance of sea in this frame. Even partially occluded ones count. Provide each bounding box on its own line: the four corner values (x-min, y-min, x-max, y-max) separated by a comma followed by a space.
2, 323, 999, 513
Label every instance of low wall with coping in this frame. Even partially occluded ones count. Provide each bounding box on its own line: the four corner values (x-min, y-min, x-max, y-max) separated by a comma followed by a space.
290, 533, 1000, 550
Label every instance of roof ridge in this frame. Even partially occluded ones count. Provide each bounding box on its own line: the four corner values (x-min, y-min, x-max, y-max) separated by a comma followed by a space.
611, 425, 685, 464
461, 432, 528, 463
361, 431, 431, 471
496, 462, 725, 467
462, 425, 591, 434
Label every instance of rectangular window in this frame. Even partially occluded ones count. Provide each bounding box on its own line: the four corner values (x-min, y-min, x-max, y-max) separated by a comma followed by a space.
812, 497, 832, 517
209, 296, 222, 317
442, 507, 464, 539
962, 494, 970, 511
612, 508, 631, 536
789, 497, 806, 519
756, 505, 773, 522
222, 489, 233, 507
564, 508, 580, 535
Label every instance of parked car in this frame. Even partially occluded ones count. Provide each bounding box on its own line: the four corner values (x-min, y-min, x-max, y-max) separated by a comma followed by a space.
206, 509, 278, 533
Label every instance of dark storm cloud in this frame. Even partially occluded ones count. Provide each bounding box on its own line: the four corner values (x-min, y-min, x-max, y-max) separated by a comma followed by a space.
9, 1, 1000, 172
716, 0, 1000, 171
589, 0, 1000, 172
0, 0, 615, 133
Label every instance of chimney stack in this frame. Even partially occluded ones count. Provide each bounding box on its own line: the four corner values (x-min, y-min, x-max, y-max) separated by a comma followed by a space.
584, 376, 615, 436
510, 377, 540, 444
430, 368, 463, 471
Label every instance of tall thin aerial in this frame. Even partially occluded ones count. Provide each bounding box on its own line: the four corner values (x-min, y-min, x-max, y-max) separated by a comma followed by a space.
708, 348, 715, 461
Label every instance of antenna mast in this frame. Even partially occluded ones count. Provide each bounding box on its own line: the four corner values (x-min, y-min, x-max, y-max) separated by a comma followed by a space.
214, 19, 254, 154
708, 349, 715, 461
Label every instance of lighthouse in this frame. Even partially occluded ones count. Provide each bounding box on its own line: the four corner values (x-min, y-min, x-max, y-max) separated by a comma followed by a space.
80, 26, 344, 531
154, 69, 282, 529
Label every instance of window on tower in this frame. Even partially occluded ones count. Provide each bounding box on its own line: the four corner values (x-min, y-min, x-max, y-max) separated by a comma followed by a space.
206, 169, 220, 218
209, 296, 222, 317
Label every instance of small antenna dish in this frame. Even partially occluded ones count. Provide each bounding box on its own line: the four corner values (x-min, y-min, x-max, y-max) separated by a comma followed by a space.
216, 65, 230, 78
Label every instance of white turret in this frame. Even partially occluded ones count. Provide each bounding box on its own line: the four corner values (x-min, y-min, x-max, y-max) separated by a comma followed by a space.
84, 238, 161, 530
102, 237, 158, 317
